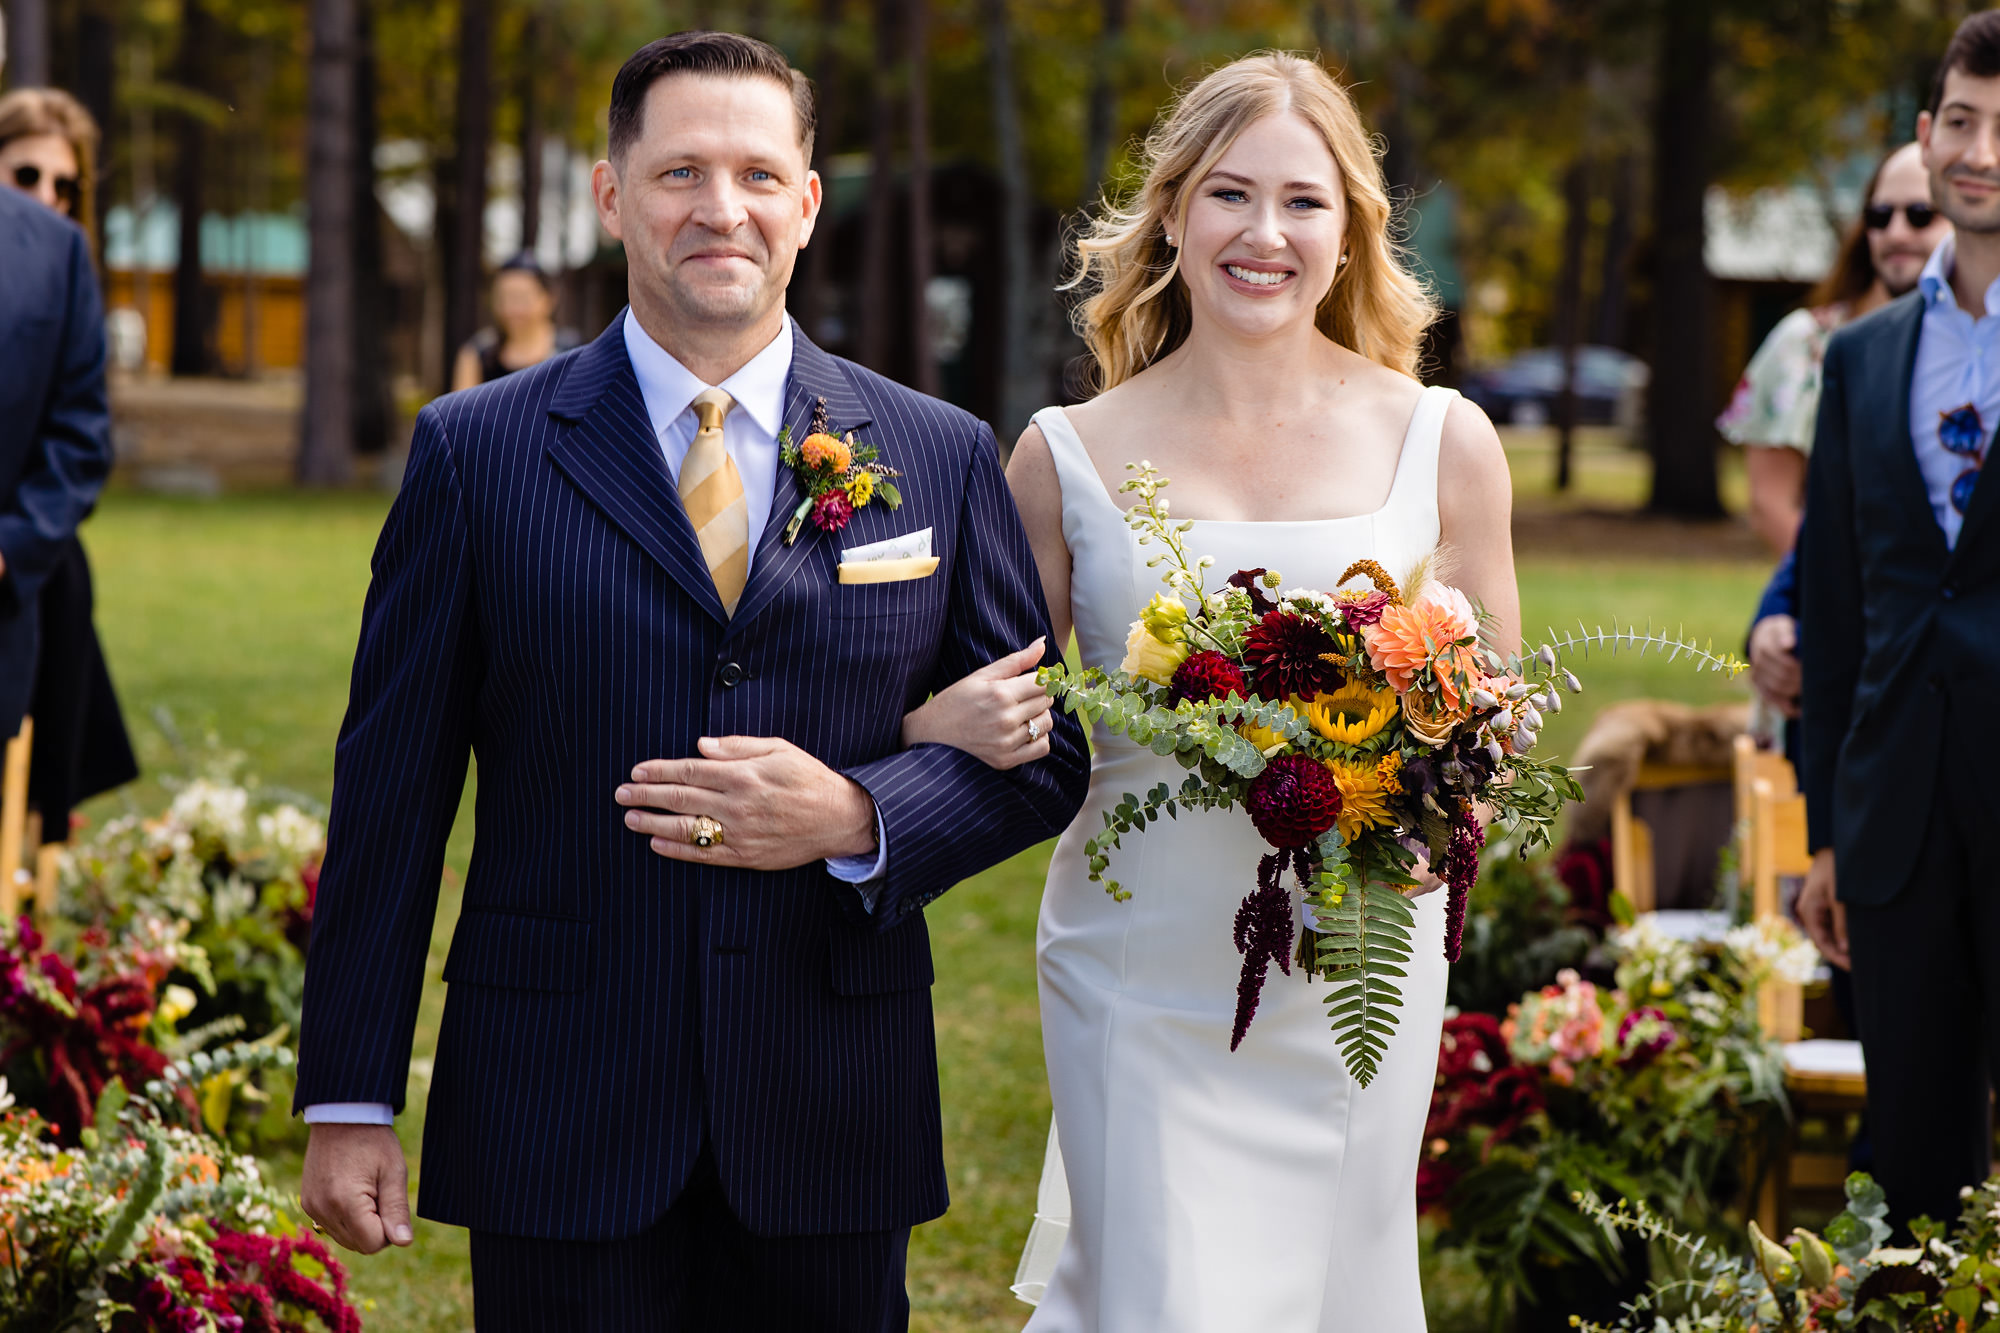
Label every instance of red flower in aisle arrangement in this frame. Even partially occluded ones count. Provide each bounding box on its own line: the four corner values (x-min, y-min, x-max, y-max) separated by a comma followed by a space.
1168, 650, 1249, 709
1242, 609, 1345, 701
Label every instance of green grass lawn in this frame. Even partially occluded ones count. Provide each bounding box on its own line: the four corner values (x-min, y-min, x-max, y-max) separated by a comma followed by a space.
79, 467, 1770, 1332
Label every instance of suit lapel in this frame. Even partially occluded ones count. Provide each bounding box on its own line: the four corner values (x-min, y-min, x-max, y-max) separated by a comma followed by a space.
1872, 297, 1951, 565
726, 329, 874, 638
545, 314, 729, 625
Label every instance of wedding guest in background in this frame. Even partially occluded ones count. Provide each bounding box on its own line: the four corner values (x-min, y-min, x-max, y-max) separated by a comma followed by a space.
0, 73, 116, 796
1799, 8, 2000, 1234
1739, 144, 1948, 743
449, 252, 580, 390
1723, 143, 1950, 559
0, 87, 138, 841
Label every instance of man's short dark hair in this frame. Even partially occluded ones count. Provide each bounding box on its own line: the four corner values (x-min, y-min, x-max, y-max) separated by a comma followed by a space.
1931, 10, 2000, 115
608, 31, 815, 166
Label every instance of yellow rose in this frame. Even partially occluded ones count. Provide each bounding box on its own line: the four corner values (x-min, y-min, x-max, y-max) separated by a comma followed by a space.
1138, 593, 1189, 638
1122, 620, 1190, 685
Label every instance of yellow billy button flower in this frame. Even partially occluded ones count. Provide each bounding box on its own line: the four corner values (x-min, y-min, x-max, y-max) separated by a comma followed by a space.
1302, 682, 1400, 746
847, 471, 877, 507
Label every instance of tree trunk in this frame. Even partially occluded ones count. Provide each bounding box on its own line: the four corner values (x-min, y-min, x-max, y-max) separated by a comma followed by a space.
299, 0, 357, 486
170, 0, 213, 378
981, 0, 1035, 439
1645, 0, 1722, 517
1594, 152, 1637, 347
76, 0, 117, 269
1082, 0, 1128, 205
904, 0, 936, 395
444, 0, 494, 389
858, 0, 898, 372
6, 0, 49, 88
798, 0, 843, 343
1553, 157, 1591, 492
351, 0, 394, 456
517, 7, 541, 255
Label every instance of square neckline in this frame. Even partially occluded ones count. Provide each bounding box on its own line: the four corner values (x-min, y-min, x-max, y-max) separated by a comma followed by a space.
1038, 385, 1452, 529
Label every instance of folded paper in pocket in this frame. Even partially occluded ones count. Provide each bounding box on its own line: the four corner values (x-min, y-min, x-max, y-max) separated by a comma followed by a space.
838, 555, 940, 584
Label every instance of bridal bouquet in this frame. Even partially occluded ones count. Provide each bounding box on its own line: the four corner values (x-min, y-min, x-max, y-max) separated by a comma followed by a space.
1041, 463, 1742, 1085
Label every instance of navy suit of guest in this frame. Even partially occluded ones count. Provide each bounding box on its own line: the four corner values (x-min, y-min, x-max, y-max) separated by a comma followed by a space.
1800, 267, 2000, 1228
0, 188, 114, 742
293, 312, 1088, 1256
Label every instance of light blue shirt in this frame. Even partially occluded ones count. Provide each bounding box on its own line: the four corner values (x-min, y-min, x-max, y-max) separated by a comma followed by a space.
1911, 234, 2000, 549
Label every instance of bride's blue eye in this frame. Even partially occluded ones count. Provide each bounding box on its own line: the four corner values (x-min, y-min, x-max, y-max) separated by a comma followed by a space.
1288, 197, 1326, 210
1214, 189, 1247, 203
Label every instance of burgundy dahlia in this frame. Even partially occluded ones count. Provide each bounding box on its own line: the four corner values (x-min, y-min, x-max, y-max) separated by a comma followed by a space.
1242, 609, 1344, 701
1168, 650, 1249, 708
1244, 755, 1343, 850
811, 491, 855, 533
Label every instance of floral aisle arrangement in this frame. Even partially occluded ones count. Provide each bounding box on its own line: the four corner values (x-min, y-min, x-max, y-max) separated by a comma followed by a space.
60, 773, 325, 1046
0, 1045, 362, 1333
1421, 915, 1816, 1324
1575, 1170, 2000, 1332
1041, 463, 1743, 1081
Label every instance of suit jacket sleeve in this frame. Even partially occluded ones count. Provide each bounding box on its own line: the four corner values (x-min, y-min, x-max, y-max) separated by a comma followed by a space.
1798, 331, 1863, 854
841, 420, 1089, 928
293, 406, 482, 1111
0, 223, 112, 604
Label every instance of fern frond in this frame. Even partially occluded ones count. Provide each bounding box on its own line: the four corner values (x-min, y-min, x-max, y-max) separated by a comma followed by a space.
1310, 875, 1417, 1088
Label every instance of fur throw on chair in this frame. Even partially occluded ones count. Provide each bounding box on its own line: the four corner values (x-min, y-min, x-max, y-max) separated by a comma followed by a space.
1566, 699, 1750, 843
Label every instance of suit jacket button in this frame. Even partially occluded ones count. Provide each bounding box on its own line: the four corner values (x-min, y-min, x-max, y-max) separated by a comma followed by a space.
1942, 583, 1959, 600
718, 661, 744, 688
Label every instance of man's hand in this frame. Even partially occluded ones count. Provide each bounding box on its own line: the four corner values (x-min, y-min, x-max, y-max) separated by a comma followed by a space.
616, 736, 878, 869
1749, 613, 1802, 719
1797, 848, 1848, 970
299, 1124, 413, 1255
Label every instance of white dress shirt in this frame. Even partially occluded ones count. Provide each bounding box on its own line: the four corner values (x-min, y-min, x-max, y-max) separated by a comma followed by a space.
303, 310, 888, 1128
1911, 235, 2000, 550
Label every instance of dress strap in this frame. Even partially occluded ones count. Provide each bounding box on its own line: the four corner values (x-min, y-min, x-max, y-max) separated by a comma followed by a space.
1384, 385, 1458, 515
1032, 406, 1124, 522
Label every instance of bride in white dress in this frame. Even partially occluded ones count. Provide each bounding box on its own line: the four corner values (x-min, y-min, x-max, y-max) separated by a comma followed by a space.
995, 54, 1520, 1332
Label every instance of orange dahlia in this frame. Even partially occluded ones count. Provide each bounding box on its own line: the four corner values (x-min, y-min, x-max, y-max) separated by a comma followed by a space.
1362, 585, 1482, 707
800, 431, 852, 472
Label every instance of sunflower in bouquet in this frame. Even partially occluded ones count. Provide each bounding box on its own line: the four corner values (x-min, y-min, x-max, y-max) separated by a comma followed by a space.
1042, 462, 1742, 1085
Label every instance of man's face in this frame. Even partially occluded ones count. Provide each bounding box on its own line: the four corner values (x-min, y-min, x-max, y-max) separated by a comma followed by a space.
593, 73, 820, 332
1921, 66, 2000, 236
1867, 144, 1951, 297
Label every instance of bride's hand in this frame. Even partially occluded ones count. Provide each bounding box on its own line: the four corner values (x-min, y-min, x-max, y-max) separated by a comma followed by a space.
1406, 853, 1446, 898
903, 639, 1055, 771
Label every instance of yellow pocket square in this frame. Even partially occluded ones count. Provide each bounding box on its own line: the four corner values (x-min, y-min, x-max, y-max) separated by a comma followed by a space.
837, 556, 940, 584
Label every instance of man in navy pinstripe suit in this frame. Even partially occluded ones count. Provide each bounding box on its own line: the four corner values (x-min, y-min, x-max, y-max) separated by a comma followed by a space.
293, 31, 1088, 1331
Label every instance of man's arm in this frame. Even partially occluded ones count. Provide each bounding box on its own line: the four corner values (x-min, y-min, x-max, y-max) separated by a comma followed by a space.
0, 222, 112, 600
294, 405, 481, 1113
1797, 333, 1864, 854
841, 420, 1090, 928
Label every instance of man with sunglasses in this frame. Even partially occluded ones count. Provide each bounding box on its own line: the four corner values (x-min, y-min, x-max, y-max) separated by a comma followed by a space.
1799, 8, 2000, 1235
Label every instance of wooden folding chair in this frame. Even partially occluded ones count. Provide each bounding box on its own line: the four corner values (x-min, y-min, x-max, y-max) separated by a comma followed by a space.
1610, 760, 1737, 914
1746, 770, 1868, 1235
0, 716, 33, 924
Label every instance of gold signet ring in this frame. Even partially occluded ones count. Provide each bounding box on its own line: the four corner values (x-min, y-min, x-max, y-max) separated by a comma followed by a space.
690, 816, 725, 848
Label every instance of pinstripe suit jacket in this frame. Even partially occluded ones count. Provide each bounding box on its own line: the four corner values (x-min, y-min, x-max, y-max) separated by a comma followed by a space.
293, 314, 1088, 1241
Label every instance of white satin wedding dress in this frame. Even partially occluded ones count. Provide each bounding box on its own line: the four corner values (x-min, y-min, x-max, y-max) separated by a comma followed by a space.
1014, 390, 1458, 1332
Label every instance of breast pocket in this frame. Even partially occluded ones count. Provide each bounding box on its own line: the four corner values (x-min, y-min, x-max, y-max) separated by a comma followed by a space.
828, 573, 948, 621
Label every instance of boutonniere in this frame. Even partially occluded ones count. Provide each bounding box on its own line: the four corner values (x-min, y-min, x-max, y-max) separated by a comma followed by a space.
779, 397, 904, 544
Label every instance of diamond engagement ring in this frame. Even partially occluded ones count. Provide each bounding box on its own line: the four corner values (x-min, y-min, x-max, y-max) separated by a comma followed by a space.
1027, 717, 1042, 742
690, 816, 725, 848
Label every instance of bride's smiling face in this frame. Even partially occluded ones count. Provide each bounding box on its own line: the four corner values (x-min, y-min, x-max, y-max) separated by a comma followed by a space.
1175, 111, 1347, 341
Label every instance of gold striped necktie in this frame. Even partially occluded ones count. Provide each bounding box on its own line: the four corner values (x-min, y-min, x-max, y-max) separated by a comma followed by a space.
681, 387, 749, 615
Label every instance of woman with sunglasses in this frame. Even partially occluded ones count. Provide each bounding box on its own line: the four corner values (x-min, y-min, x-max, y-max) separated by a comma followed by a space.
1720, 142, 1950, 557
0, 87, 140, 852
0, 89, 95, 232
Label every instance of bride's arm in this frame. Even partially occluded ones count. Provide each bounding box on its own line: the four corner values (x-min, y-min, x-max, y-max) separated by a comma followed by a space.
1437, 398, 1520, 659
897, 425, 1077, 772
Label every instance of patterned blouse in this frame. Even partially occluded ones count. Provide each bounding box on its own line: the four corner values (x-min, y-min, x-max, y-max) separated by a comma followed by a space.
1715, 304, 1849, 453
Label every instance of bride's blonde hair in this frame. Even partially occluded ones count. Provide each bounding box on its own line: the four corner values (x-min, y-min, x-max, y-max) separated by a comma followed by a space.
1069, 52, 1437, 391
